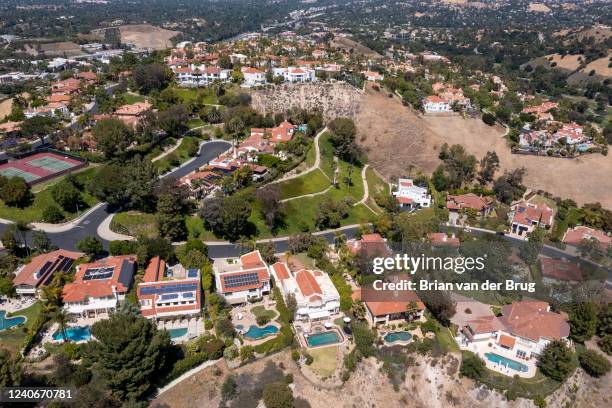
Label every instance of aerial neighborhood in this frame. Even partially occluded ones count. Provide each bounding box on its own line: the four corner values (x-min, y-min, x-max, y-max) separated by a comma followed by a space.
0, 1, 610, 407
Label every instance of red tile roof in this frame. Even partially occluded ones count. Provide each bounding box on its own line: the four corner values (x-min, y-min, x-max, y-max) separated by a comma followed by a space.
512, 202, 554, 227
62, 255, 136, 303
427, 232, 460, 247
539, 257, 583, 282
365, 292, 425, 317
499, 301, 569, 342
563, 226, 611, 248
13, 249, 83, 287
143, 256, 165, 283
272, 262, 291, 280
446, 193, 491, 212
295, 269, 322, 298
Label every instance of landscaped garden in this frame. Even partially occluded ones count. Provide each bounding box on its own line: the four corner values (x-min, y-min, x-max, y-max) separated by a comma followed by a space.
0, 301, 42, 353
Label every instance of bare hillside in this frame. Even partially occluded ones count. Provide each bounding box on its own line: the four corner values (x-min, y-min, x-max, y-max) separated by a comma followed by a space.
250, 82, 363, 122
354, 84, 612, 208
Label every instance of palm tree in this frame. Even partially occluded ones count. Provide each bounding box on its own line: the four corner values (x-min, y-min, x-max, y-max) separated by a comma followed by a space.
52, 309, 70, 343
406, 301, 420, 321
14, 221, 31, 256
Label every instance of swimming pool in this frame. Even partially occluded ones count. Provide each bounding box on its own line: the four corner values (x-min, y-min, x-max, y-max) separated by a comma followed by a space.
243, 325, 278, 340
52, 326, 92, 342
485, 352, 528, 372
384, 331, 412, 343
306, 331, 341, 347
0, 310, 26, 331
167, 328, 188, 339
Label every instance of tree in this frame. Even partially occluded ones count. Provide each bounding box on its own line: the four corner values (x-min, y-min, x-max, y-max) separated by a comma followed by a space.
569, 302, 598, 342
438, 143, 477, 188
256, 185, 284, 232
327, 118, 363, 163
285, 293, 297, 318
539, 340, 576, 381
76, 236, 104, 258
256, 241, 277, 264
133, 63, 168, 93
0, 349, 22, 386
200, 196, 252, 241
43, 205, 64, 223
20, 115, 57, 145
52, 308, 71, 343
92, 118, 133, 159
1, 227, 19, 255
51, 180, 82, 212
262, 381, 294, 408
0, 177, 32, 208
157, 104, 189, 137
82, 311, 171, 402
31, 230, 54, 253
418, 291, 456, 326
459, 351, 486, 380
579, 350, 611, 377
478, 151, 500, 185
156, 194, 186, 241
493, 168, 526, 204
598, 334, 612, 355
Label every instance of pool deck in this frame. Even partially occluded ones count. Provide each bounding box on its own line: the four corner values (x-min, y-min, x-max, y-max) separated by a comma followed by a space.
463, 339, 537, 378
157, 316, 205, 343
295, 323, 347, 349
0, 297, 37, 314
230, 302, 281, 346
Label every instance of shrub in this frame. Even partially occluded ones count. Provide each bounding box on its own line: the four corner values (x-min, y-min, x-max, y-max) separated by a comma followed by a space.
598, 334, 612, 355
579, 350, 611, 377
539, 340, 576, 381
256, 315, 270, 326
291, 349, 300, 361
262, 381, 294, 408
420, 320, 439, 334
223, 344, 238, 360
240, 345, 255, 362
42, 205, 64, 223
165, 352, 208, 382
221, 375, 237, 401
459, 351, 486, 380
304, 351, 313, 365
482, 113, 496, 126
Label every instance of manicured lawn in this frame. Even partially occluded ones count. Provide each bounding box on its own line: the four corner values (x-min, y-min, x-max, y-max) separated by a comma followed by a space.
173, 87, 218, 105
187, 118, 204, 129
153, 136, 201, 174
318, 132, 336, 179
250, 305, 277, 321
0, 167, 99, 223
185, 215, 222, 241
111, 211, 158, 238
309, 346, 338, 378
122, 93, 146, 104
278, 169, 330, 199
0, 301, 42, 353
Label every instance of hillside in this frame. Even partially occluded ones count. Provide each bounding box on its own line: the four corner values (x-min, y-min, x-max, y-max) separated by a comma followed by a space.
119, 24, 180, 50
353, 84, 612, 208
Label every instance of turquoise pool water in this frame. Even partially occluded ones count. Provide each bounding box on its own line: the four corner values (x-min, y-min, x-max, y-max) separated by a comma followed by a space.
0, 310, 26, 331
306, 331, 341, 347
52, 326, 92, 342
485, 352, 528, 372
167, 328, 188, 339
384, 331, 412, 343
243, 325, 278, 339
235, 324, 244, 331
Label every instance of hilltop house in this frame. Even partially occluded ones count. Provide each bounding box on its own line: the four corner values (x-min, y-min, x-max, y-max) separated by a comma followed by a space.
346, 233, 392, 257
538, 257, 584, 285
562, 226, 611, 249
454, 298, 570, 358
364, 291, 425, 327
213, 250, 271, 305
137, 257, 202, 320
509, 201, 554, 236
427, 232, 460, 247
12, 249, 84, 297
270, 262, 340, 322
62, 255, 137, 318
241, 67, 266, 87
393, 178, 431, 209
272, 66, 316, 83
446, 193, 492, 216
172, 65, 231, 87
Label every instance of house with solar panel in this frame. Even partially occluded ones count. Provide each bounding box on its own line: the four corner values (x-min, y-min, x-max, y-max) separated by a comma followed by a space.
62, 255, 137, 318
213, 250, 271, 305
12, 249, 84, 298
137, 257, 202, 320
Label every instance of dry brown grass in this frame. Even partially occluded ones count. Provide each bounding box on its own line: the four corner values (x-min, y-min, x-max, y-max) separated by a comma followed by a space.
546, 54, 583, 71
581, 56, 612, 77
331, 36, 381, 58
119, 24, 180, 50
528, 3, 551, 13
355, 83, 612, 208
0, 98, 13, 121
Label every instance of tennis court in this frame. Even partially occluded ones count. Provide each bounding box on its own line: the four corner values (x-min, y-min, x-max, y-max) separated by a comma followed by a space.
0, 152, 86, 184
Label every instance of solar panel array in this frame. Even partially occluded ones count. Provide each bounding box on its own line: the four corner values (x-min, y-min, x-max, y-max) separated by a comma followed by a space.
182, 292, 194, 298
187, 269, 199, 278
139, 282, 199, 295
83, 266, 115, 281
160, 293, 179, 301
222, 272, 260, 289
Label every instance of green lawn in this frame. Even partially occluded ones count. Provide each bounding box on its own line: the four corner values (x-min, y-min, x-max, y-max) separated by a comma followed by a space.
187, 118, 204, 129
110, 211, 158, 238
0, 167, 99, 223
436, 326, 460, 353
153, 136, 201, 174
173, 87, 218, 105
309, 346, 338, 378
250, 305, 277, 321
365, 167, 389, 212
278, 169, 330, 199
185, 215, 222, 241
318, 132, 336, 179
0, 301, 43, 353
122, 93, 146, 104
